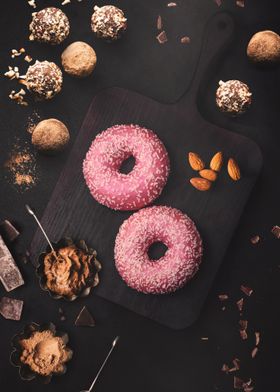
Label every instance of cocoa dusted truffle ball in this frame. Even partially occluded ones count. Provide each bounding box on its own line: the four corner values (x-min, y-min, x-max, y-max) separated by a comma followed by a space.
26, 60, 63, 100
29, 7, 70, 45
91, 5, 127, 41
216, 80, 252, 116
61, 41, 97, 78
247, 30, 280, 65
32, 119, 70, 154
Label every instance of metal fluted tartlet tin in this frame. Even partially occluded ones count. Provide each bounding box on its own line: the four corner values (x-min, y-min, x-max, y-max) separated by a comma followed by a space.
36, 237, 102, 301
10, 322, 73, 384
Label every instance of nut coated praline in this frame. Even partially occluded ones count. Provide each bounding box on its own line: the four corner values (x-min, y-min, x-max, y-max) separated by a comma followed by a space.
91, 5, 127, 41
29, 7, 70, 45
247, 30, 280, 65
216, 80, 252, 116
32, 119, 70, 154
61, 41, 97, 78
26, 60, 63, 100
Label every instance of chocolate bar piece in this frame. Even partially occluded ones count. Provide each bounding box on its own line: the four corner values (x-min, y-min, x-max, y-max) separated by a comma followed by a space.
0, 297, 23, 320
75, 306, 95, 327
0, 235, 24, 291
0, 220, 20, 242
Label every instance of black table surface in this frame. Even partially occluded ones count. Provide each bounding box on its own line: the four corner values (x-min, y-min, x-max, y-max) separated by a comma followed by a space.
0, 0, 280, 391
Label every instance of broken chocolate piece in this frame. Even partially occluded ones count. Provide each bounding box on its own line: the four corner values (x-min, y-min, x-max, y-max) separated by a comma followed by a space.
250, 235, 260, 245
251, 347, 258, 358
255, 331, 260, 346
0, 297, 23, 320
218, 294, 228, 301
0, 220, 20, 242
0, 235, 24, 291
240, 285, 253, 296
75, 306, 95, 327
156, 31, 168, 44
271, 225, 280, 239
236, 298, 244, 312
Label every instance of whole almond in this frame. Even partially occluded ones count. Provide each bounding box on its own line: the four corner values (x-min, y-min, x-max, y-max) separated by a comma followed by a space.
199, 169, 217, 182
227, 158, 241, 181
188, 152, 205, 171
210, 152, 223, 172
190, 177, 211, 191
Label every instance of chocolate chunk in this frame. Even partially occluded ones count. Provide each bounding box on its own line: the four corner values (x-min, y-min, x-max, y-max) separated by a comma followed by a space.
0, 235, 24, 291
0, 220, 20, 242
75, 306, 95, 327
0, 297, 23, 320
156, 31, 168, 44
271, 225, 280, 239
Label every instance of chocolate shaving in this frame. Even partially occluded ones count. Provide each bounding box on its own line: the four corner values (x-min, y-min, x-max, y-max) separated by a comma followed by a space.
0, 220, 20, 242
239, 320, 248, 340
255, 331, 260, 346
251, 347, 258, 358
236, 298, 244, 312
167, 2, 177, 7
201, 337, 209, 341
156, 31, 168, 44
218, 294, 228, 301
250, 235, 260, 245
157, 15, 162, 30
271, 225, 280, 239
75, 306, 95, 327
241, 285, 253, 296
232, 358, 240, 370
240, 330, 248, 340
221, 363, 229, 373
180, 36, 191, 44
0, 297, 23, 320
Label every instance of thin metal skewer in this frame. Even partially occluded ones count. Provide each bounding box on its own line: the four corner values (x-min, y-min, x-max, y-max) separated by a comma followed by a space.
25, 204, 55, 253
81, 336, 120, 392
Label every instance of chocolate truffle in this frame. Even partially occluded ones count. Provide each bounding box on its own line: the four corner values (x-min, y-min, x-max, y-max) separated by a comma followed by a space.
91, 5, 127, 41
32, 119, 70, 154
247, 30, 280, 65
29, 7, 70, 45
216, 80, 252, 115
61, 41, 97, 78
26, 61, 63, 100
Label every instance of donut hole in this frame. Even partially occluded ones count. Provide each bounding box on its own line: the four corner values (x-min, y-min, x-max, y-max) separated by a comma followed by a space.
148, 241, 168, 261
119, 155, 136, 174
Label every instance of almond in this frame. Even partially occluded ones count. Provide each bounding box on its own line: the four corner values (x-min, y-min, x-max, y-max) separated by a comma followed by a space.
188, 152, 205, 171
190, 177, 211, 191
210, 152, 223, 172
199, 169, 217, 182
228, 158, 241, 181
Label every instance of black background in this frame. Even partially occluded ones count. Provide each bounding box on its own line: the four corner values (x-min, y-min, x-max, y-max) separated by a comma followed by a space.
0, 0, 280, 391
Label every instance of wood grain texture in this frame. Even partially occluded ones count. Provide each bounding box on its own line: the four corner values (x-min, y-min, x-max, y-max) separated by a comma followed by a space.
30, 13, 263, 329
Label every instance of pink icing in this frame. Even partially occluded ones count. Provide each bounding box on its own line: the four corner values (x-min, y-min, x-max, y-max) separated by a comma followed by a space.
114, 206, 203, 294
83, 124, 170, 211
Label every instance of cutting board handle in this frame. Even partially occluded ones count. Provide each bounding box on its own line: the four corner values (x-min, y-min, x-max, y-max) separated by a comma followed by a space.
178, 12, 235, 108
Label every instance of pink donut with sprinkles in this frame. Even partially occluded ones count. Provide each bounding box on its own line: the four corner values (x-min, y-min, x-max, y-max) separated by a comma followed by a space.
114, 206, 203, 294
83, 124, 170, 211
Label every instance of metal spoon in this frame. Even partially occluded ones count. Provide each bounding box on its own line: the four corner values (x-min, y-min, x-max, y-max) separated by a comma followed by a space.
80, 336, 120, 392
25, 204, 55, 253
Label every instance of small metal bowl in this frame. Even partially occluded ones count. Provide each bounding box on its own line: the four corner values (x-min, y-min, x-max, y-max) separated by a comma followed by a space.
36, 237, 102, 301
10, 322, 73, 384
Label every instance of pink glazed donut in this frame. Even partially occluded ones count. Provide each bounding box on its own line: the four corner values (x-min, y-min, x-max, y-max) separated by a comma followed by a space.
83, 124, 170, 211
114, 206, 203, 294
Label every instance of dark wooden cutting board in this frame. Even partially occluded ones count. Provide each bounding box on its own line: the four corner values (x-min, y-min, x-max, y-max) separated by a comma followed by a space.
30, 13, 262, 329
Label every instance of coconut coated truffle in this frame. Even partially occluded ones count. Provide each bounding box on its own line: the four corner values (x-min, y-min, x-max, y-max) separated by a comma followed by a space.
216, 80, 252, 115
91, 5, 127, 41
26, 60, 63, 100
61, 41, 97, 78
29, 7, 70, 45
32, 119, 70, 154
247, 30, 280, 65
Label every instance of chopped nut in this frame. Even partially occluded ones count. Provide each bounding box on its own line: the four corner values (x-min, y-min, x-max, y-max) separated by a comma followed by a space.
157, 15, 163, 30
250, 235, 260, 245
236, 298, 244, 312
9, 89, 28, 106
167, 2, 177, 7
218, 294, 229, 301
180, 36, 191, 44
24, 55, 33, 63
27, 0, 36, 8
